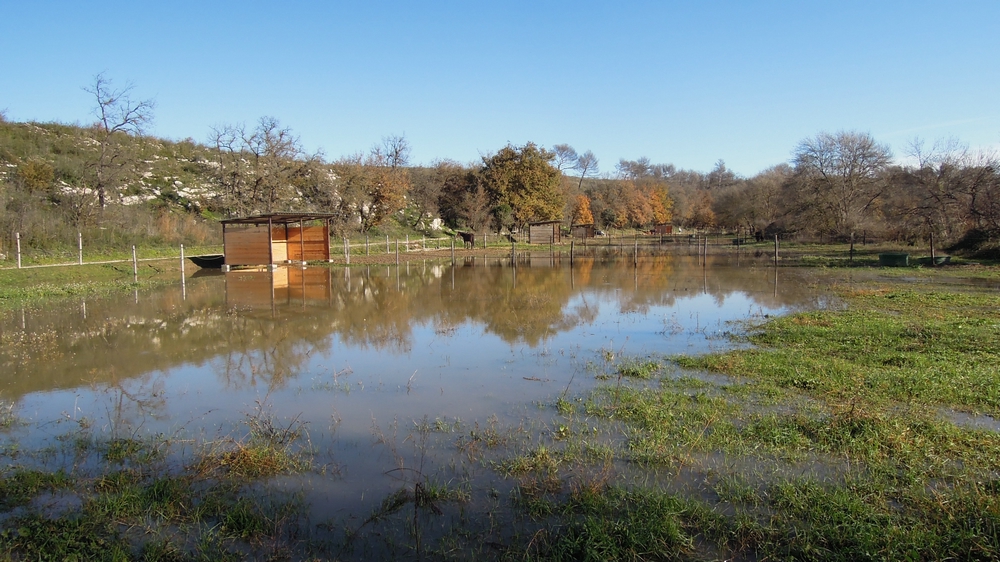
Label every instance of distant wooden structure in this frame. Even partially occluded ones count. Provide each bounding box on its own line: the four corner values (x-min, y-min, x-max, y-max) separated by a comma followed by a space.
571, 224, 596, 239
528, 220, 562, 244
221, 212, 335, 268
652, 223, 674, 235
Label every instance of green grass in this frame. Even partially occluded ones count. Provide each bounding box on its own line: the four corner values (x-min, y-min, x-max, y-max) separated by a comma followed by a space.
0, 513, 132, 562
520, 486, 713, 561
676, 288, 1000, 414
0, 260, 189, 308
0, 468, 74, 510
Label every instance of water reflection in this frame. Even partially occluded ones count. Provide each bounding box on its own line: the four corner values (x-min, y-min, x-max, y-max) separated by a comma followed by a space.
0, 254, 849, 526
0, 255, 820, 402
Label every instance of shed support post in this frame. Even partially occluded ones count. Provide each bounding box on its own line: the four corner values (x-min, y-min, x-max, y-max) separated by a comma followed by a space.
299, 223, 306, 265
267, 218, 274, 266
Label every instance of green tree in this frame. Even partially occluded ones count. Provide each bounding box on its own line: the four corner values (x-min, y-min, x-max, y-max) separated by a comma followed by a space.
13, 159, 54, 194
477, 142, 563, 233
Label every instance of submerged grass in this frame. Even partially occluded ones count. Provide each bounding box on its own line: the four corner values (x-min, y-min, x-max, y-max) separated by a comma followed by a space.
485, 276, 1000, 560
0, 402, 312, 561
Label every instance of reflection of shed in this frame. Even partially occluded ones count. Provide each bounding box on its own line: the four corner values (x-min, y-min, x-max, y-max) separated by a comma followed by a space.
528, 220, 562, 244
225, 267, 333, 310
221, 213, 335, 268
571, 224, 596, 239
652, 223, 673, 235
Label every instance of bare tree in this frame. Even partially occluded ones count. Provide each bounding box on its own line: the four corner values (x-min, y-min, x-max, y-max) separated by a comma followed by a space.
377, 134, 411, 169
551, 144, 579, 173
793, 131, 892, 236
616, 157, 652, 180
84, 73, 155, 209
574, 150, 599, 190
210, 117, 306, 217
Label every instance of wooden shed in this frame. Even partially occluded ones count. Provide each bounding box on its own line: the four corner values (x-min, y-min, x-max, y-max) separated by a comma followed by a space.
221, 213, 335, 268
528, 220, 562, 244
571, 224, 596, 239
652, 223, 674, 235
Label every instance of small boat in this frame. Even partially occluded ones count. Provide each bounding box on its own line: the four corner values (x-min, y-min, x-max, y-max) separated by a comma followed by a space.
188, 254, 225, 268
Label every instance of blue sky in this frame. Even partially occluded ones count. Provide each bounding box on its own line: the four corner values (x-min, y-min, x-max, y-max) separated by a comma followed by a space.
3, 1, 998, 176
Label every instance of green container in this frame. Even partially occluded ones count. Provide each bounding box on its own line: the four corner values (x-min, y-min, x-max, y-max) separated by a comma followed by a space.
879, 252, 909, 267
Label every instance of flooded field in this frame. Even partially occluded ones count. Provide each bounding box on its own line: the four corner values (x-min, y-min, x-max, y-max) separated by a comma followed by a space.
3, 251, 1000, 560
0, 256, 820, 504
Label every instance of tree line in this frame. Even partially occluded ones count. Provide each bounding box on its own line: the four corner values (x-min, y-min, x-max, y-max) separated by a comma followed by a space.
1, 75, 998, 258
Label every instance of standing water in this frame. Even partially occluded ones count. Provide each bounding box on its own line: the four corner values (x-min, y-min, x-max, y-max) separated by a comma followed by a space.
0, 254, 829, 531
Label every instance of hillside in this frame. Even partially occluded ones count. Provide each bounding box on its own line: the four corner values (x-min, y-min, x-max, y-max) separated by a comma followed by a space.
0, 120, 220, 213
0, 120, 439, 260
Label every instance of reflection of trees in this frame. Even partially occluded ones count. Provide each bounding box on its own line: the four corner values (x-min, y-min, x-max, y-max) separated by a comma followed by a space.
0, 255, 823, 399
98, 373, 168, 439
217, 316, 320, 390
0, 277, 230, 397
329, 267, 418, 353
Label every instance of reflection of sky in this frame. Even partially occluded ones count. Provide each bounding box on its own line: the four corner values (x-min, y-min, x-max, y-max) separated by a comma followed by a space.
8, 282, 796, 450
0, 260, 814, 520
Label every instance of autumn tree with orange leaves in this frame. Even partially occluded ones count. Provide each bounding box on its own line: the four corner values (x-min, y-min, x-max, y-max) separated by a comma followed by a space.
571, 194, 594, 225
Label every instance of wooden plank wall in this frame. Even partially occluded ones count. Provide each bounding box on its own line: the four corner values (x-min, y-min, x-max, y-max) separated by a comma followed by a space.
286, 225, 330, 261
224, 228, 272, 265
225, 224, 328, 265
529, 223, 560, 244
270, 227, 288, 263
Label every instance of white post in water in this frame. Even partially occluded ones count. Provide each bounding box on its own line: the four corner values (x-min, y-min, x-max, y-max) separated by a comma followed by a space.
16, 232, 22, 269
78, 232, 83, 265
132, 245, 138, 283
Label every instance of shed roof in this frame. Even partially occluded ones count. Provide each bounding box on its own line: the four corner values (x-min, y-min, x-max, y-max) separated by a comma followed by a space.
221, 212, 337, 226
